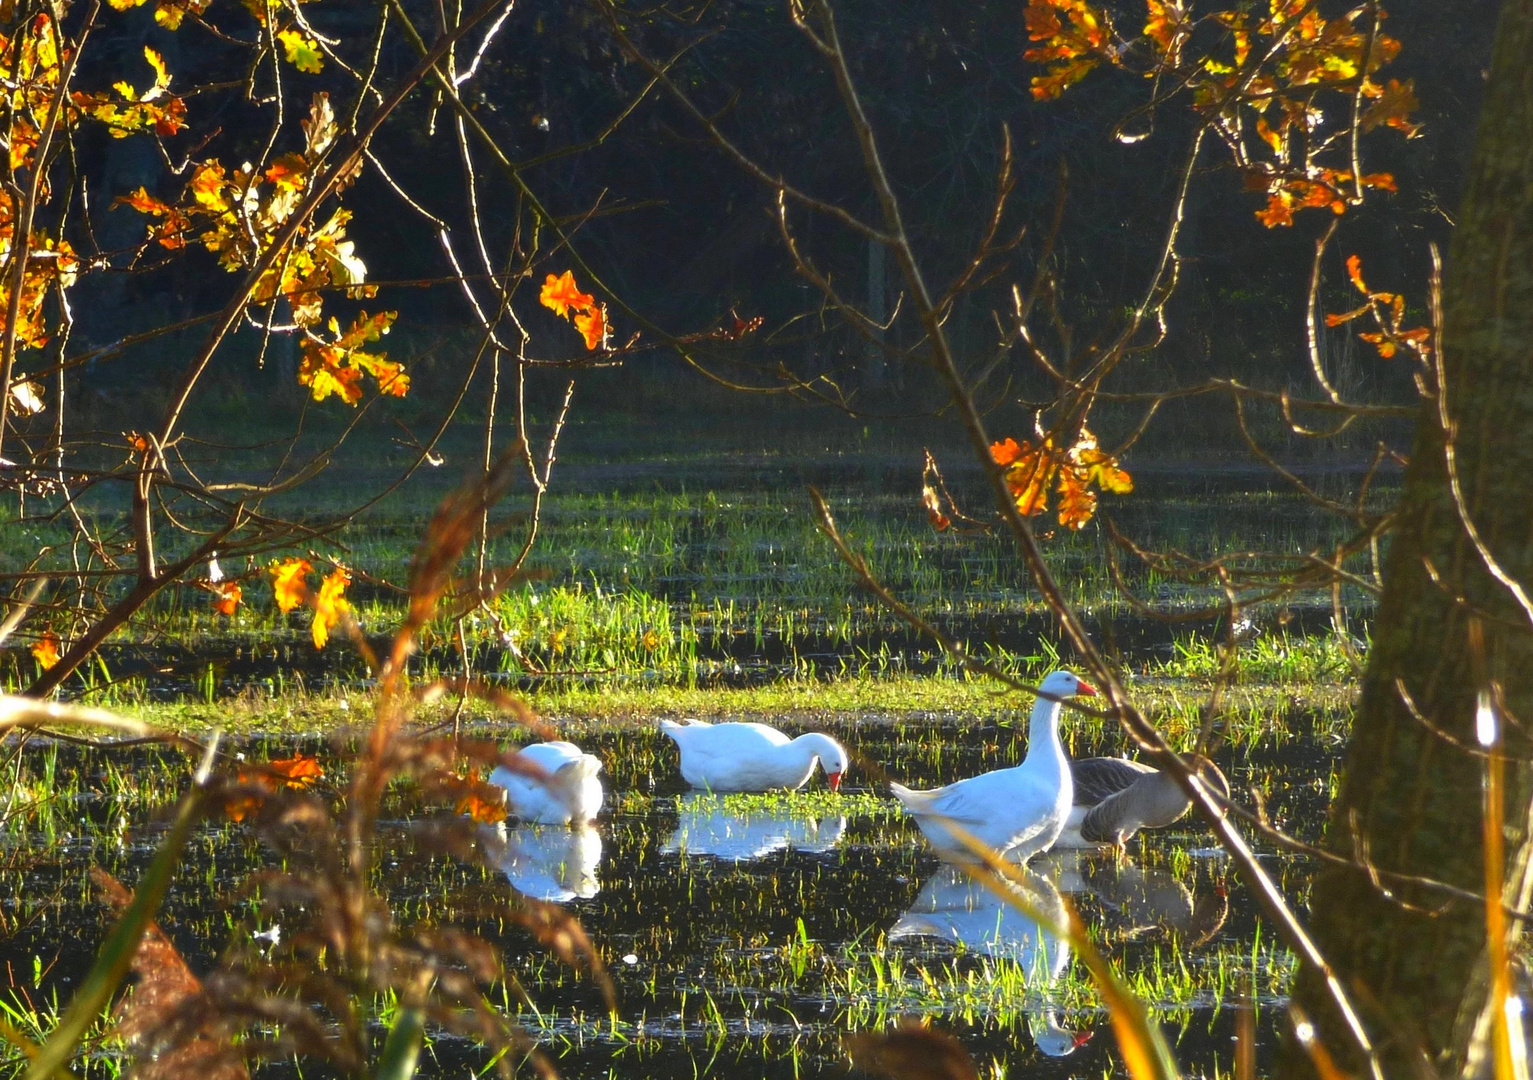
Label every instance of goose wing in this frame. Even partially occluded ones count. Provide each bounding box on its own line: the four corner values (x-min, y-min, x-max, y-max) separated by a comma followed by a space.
1077, 779, 1154, 844
1071, 757, 1154, 807
891, 770, 1023, 831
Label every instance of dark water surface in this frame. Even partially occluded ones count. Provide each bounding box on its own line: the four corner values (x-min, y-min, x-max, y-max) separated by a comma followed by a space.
1, 713, 1337, 1079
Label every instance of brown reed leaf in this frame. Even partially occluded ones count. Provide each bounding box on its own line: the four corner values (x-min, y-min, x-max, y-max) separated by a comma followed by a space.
93, 869, 249, 1080
510, 897, 615, 1010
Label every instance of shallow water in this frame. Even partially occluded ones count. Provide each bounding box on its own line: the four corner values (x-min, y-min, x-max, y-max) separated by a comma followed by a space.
0, 714, 1335, 1079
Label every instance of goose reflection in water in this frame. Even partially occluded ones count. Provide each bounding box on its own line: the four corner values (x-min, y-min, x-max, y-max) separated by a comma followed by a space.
662, 793, 847, 862
1042, 850, 1228, 946
481, 823, 602, 903
889, 865, 1090, 1058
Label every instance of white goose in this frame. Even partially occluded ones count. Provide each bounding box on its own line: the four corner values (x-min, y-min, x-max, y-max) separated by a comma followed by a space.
488, 741, 604, 825
658, 719, 849, 792
1054, 753, 1229, 850
890, 670, 1095, 862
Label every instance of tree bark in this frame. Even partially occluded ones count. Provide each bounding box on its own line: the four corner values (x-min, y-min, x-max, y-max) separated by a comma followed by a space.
1279, 3, 1533, 1077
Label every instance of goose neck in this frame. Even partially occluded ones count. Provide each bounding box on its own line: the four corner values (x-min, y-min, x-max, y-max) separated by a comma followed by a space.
1026, 697, 1066, 758
790, 732, 835, 764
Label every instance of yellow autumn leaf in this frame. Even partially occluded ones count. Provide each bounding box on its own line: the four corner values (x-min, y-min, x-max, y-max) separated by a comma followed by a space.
278, 29, 323, 74
269, 557, 311, 612
30, 632, 60, 670
311, 565, 350, 649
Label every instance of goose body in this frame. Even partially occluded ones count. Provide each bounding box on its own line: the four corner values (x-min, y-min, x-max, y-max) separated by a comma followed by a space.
658, 719, 848, 793
1054, 754, 1229, 849
890, 671, 1094, 862
488, 741, 605, 825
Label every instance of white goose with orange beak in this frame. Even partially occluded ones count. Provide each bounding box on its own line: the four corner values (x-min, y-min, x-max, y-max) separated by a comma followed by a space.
659, 719, 849, 793
890, 670, 1097, 863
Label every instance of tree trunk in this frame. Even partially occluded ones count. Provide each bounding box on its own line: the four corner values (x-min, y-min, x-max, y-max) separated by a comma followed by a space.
1279, 3, 1533, 1077
1275, 4, 1533, 1072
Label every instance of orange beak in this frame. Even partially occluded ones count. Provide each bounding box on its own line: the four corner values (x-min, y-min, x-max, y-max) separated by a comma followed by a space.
827, 771, 843, 792
1073, 1031, 1093, 1049
1075, 680, 1099, 697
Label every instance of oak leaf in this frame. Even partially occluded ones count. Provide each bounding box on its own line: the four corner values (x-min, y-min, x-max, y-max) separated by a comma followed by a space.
211, 581, 241, 616
311, 566, 350, 649
30, 632, 59, 670
1361, 77, 1421, 137
264, 755, 323, 789
539, 270, 595, 319
278, 29, 323, 74
574, 304, 609, 351
270, 557, 311, 612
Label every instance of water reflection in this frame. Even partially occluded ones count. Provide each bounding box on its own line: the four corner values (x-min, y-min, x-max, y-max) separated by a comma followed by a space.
662, 794, 846, 861
1045, 851, 1228, 945
482, 823, 602, 902
889, 865, 1087, 1057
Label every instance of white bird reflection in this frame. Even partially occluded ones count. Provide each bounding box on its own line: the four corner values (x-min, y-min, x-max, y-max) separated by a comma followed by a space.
481, 823, 602, 903
662, 793, 846, 862
889, 864, 1089, 1057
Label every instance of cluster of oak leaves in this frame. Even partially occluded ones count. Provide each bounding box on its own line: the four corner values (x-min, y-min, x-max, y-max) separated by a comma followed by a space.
2, 1, 613, 420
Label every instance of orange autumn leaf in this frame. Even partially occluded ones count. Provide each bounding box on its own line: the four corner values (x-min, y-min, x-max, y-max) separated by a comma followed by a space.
211, 581, 241, 616
1358, 332, 1396, 358
311, 565, 350, 649
264, 755, 324, 789
226, 754, 324, 821
992, 427, 1132, 530
1056, 467, 1098, 531
126, 431, 150, 454
990, 438, 1023, 466
457, 788, 509, 825
270, 557, 311, 612
539, 270, 595, 319
574, 304, 609, 351
30, 632, 59, 670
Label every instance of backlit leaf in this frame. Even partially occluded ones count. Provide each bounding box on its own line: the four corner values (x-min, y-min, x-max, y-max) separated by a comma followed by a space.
574, 304, 610, 351
990, 438, 1023, 466
211, 581, 241, 616
30, 632, 59, 670
921, 483, 951, 532
264, 755, 323, 789
8, 378, 44, 416
277, 29, 323, 74
311, 565, 350, 649
141, 46, 170, 101
269, 557, 311, 613
302, 93, 336, 158
1362, 77, 1421, 137
1346, 254, 1368, 295
539, 270, 595, 319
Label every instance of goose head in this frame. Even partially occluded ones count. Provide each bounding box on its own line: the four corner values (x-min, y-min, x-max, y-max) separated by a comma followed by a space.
1038, 670, 1098, 703
795, 732, 850, 791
